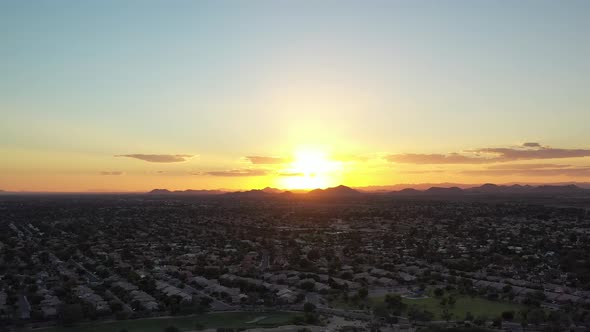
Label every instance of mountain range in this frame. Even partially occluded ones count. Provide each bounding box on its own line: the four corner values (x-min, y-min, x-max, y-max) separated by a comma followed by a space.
148, 183, 589, 197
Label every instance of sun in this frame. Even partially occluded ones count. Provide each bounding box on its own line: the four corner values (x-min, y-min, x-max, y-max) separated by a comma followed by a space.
280, 148, 342, 190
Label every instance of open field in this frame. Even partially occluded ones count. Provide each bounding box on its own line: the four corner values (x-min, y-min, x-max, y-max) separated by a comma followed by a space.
330, 294, 526, 321
396, 295, 526, 320
37, 311, 303, 332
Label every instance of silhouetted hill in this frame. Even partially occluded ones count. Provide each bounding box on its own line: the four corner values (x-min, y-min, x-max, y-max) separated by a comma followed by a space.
396, 188, 421, 195
425, 186, 464, 195
533, 184, 584, 194
224, 189, 272, 197
183, 189, 225, 195
388, 183, 587, 196
147, 183, 588, 199
308, 185, 361, 197
261, 187, 283, 194
472, 183, 501, 192
468, 183, 522, 194
149, 189, 171, 194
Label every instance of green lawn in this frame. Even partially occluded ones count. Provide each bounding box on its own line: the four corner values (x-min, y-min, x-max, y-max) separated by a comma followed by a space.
398, 295, 525, 321
37, 311, 303, 332
331, 294, 525, 321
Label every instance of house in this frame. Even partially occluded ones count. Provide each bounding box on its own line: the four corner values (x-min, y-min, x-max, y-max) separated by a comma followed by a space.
276, 288, 298, 303
155, 281, 192, 303
74, 286, 109, 311
113, 280, 139, 292
130, 290, 159, 311
39, 295, 61, 318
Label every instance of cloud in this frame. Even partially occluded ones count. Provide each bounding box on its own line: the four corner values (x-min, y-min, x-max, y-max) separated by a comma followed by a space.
398, 169, 447, 174
387, 143, 590, 164
206, 169, 270, 177
277, 172, 304, 177
460, 166, 590, 177
486, 163, 570, 170
245, 156, 287, 164
100, 171, 123, 176
522, 142, 543, 148
386, 153, 493, 164
475, 146, 590, 161
115, 154, 194, 163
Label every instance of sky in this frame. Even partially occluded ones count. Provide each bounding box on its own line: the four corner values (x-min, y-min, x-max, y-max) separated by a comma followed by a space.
1, 0, 590, 192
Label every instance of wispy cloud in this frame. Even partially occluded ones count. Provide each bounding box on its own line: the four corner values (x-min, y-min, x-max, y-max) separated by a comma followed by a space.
398, 169, 447, 174
522, 142, 543, 148
206, 169, 269, 177
386, 153, 492, 164
245, 156, 287, 164
486, 163, 570, 170
475, 145, 590, 161
115, 154, 194, 163
461, 166, 590, 177
277, 172, 304, 177
100, 171, 124, 176
387, 143, 590, 164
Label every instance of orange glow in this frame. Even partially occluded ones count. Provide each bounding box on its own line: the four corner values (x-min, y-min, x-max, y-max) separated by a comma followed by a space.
279, 148, 343, 189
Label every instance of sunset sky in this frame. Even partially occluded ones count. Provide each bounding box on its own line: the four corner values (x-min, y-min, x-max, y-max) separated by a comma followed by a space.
2, 1, 590, 192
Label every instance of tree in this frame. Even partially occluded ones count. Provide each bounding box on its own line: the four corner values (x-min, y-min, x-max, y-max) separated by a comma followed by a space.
303, 302, 316, 313
407, 306, 434, 322
441, 308, 452, 322
358, 288, 368, 299
369, 321, 382, 332
300, 281, 315, 292
492, 316, 502, 328
165, 327, 180, 332
528, 308, 545, 326
474, 314, 487, 326
501, 310, 515, 321
384, 294, 405, 314
59, 303, 83, 326
304, 312, 319, 324
306, 249, 320, 261
116, 311, 130, 320
372, 303, 389, 319
465, 311, 474, 322
109, 301, 123, 312
434, 288, 444, 297
447, 295, 456, 307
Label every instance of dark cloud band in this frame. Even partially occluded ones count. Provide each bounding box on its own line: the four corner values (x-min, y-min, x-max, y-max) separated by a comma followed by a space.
115, 154, 194, 163
387, 143, 590, 164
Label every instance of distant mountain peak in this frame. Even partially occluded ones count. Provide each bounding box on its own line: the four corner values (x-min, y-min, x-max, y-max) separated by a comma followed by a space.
261, 187, 282, 194
480, 183, 499, 188
425, 186, 464, 194
149, 189, 171, 194
308, 185, 360, 196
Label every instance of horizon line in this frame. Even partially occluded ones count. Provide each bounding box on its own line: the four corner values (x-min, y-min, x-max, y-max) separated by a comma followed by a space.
2, 181, 590, 194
